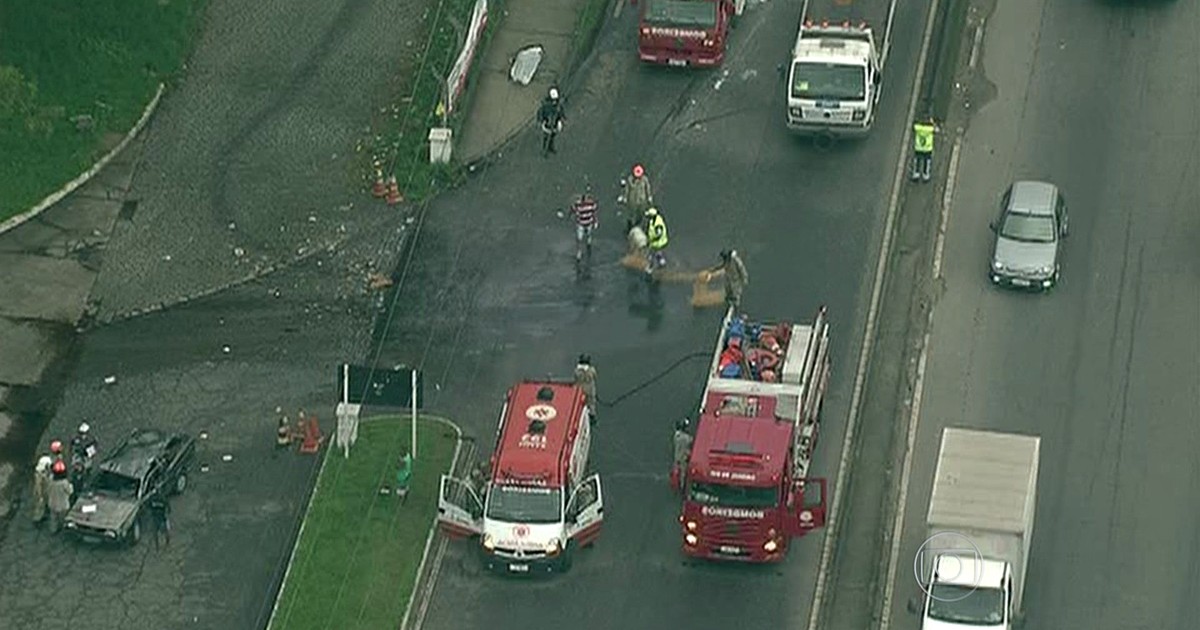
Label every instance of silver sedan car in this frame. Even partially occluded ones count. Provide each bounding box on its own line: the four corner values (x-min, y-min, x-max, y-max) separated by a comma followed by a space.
988, 181, 1069, 290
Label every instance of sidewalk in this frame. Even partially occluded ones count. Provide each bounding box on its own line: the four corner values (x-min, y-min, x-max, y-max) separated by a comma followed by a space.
457, 0, 610, 163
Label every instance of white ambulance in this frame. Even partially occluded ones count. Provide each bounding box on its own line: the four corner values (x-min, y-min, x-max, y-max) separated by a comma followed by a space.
438, 380, 604, 574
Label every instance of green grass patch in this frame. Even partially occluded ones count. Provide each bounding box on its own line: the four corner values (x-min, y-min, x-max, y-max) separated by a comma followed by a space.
0, 0, 208, 221
364, 0, 481, 203
568, 0, 612, 74
269, 415, 459, 630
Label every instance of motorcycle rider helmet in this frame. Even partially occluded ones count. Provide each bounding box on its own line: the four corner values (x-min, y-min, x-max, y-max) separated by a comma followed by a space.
632, 164, 645, 178
78, 422, 90, 434
644, 207, 658, 218
549, 87, 560, 101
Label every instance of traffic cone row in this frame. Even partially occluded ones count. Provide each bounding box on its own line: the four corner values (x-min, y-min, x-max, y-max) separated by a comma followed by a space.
385, 175, 403, 206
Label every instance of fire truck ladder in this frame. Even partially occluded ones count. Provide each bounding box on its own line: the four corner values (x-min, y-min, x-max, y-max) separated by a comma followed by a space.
784, 306, 829, 480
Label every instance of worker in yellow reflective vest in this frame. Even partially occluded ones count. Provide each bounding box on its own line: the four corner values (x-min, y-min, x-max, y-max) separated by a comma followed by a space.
911, 116, 939, 183
642, 207, 669, 276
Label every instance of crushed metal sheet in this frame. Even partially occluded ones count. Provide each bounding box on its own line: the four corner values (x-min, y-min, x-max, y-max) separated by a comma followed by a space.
510, 45, 545, 85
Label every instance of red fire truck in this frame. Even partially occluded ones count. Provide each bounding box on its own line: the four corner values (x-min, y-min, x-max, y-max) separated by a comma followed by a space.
437, 380, 604, 574
637, 0, 745, 67
678, 306, 831, 562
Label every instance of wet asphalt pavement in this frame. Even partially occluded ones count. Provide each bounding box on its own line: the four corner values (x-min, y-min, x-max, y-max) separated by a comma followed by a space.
0, 0, 939, 627
884, 0, 1200, 628
393, 0, 930, 627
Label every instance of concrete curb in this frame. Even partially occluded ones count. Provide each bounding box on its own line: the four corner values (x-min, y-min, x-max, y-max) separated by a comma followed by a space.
0, 83, 166, 237
263, 413, 464, 630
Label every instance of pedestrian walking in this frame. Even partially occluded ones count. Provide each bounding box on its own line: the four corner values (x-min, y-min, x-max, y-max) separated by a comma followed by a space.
149, 494, 171, 548
46, 460, 74, 534
671, 418, 693, 493
574, 354, 599, 424
911, 116, 938, 182
571, 184, 599, 262
704, 249, 750, 309
620, 164, 654, 216
538, 86, 566, 156
30, 456, 52, 524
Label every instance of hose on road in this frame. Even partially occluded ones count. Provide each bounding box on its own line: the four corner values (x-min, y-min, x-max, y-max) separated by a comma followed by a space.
596, 351, 710, 409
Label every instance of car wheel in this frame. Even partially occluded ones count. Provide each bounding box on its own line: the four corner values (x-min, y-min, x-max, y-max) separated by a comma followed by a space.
173, 472, 188, 495
127, 519, 141, 546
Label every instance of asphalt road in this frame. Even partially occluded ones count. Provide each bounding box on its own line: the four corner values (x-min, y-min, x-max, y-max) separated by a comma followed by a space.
378, 0, 931, 628
884, 0, 1200, 628
0, 0, 426, 627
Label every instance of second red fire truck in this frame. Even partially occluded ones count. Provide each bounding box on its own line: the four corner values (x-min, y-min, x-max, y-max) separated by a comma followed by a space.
678, 306, 831, 562
637, 0, 745, 67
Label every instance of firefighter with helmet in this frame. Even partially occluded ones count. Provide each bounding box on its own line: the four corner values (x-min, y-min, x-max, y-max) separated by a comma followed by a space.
620, 164, 654, 215
671, 418, 693, 493
538, 86, 566, 156
642, 207, 669, 276
574, 354, 599, 424
47, 459, 74, 533
70, 422, 98, 488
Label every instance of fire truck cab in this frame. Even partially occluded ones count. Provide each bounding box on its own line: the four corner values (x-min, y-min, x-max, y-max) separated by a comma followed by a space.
437, 381, 603, 574
637, 0, 746, 68
678, 307, 831, 562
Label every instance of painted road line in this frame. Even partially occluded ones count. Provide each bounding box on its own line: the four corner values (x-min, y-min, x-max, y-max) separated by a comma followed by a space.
878, 326, 933, 630
877, 125, 964, 629
613, 0, 624, 19
968, 21, 985, 70
932, 133, 963, 279
804, 0, 944, 627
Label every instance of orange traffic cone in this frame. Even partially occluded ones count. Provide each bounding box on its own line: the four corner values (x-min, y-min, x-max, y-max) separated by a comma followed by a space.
385, 176, 403, 206
299, 415, 322, 454
371, 170, 387, 198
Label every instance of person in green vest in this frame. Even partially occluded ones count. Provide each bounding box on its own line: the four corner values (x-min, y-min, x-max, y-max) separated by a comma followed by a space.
642, 207, 669, 276
911, 116, 939, 183
394, 446, 413, 504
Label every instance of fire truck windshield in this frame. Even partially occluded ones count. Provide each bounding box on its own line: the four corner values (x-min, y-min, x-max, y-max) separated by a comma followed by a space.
485, 485, 562, 524
791, 62, 867, 101
644, 0, 717, 28
688, 481, 777, 508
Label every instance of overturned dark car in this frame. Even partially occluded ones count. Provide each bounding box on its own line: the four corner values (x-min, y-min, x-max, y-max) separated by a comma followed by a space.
64, 428, 196, 545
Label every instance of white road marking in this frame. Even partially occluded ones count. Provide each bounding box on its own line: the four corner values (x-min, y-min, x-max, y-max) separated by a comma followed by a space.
878, 326, 932, 630
613, 0, 624, 19
968, 21, 985, 70
932, 133, 963, 279
804, 0, 946, 626
411, 537, 449, 630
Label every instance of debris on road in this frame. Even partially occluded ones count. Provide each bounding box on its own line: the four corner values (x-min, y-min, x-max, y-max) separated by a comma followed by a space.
368, 273, 393, 291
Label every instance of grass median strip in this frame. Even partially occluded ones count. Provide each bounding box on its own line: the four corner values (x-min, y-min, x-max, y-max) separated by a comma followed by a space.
0, 0, 207, 222
269, 415, 459, 630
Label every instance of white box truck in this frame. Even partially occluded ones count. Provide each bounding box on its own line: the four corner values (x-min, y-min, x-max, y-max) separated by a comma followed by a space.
914, 427, 1040, 630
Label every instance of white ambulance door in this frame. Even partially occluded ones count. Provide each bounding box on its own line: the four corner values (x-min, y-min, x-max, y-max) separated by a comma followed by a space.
437, 475, 484, 539
565, 473, 604, 547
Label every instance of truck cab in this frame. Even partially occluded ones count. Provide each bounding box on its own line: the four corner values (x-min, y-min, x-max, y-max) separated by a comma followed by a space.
437, 381, 604, 574
920, 554, 1014, 630
678, 401, 827, 561
786, 21, 882, 136
678, 308, 832, 563
637, 0, 745, 67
